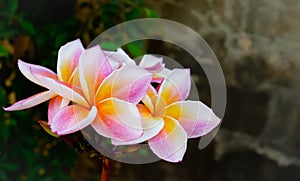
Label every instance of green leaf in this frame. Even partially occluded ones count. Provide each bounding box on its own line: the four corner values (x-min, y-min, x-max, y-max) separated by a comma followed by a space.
0, 86, 7, 104
8, 0, 18, 14
0, 162, 18, 171
0, 122, 9, 142
0, 29, 18, 38
125, 8, 141, 21
139, 149, 148, 156
126, 42, 144, 57
0, 45, 10, 58
0, 169, 9, 181
19, 20, 36, 35
22, 149, 35, 166
8, 118, 17, 126
54, 33, 68, 49
100, 42, 118, 51
144, 8, 159, 18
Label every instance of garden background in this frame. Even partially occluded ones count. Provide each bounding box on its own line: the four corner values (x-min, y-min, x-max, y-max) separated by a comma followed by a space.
1, 0, 300, 180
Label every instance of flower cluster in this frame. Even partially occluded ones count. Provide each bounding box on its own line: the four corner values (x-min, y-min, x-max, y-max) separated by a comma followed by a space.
4, 39, 220, 162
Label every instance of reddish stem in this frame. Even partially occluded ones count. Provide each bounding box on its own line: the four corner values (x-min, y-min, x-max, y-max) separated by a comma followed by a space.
101, 157, 113, 181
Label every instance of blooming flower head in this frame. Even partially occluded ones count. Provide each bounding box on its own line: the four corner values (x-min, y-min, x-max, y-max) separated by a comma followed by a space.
4, 39, 221, 163
112, 69, 221, 162
48, 45, 153, 142
4, 39, 153, 142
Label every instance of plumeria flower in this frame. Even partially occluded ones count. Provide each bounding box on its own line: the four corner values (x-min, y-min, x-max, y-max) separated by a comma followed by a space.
104, 48, 167, 82
103, 48, 135, 70
4, 37, 220, 163
3, 39, 85, 112
4, 39, 154, 142
113, 69, 221, 162
44, 45, 153, 142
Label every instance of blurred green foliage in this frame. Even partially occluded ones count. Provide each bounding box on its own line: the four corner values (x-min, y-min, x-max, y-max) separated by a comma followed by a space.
0, 0, 158, 180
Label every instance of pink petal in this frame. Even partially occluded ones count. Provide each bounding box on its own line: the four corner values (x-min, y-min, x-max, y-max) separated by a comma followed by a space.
48, 96, 70, 125
104, 48, 135, 70
139, 55, 164, 73
151, 76, 164, 83
50, 105, 97, 135
95, 64, 153, 104
18, 60, 58, 87
165, 101, 221, 138
93, 98, 143, 142
3, 90, 56, 111
90, 114, 112, 138
148, 116, 187, 162
33, 74, 89, 108
152, 68, 172, 83
79, 45, 112, 104
158, 69, 191, 105
57, 39, 84, 82
111, 104, 164, 145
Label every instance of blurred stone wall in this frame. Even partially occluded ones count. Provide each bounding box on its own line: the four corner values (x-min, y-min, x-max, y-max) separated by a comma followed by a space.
141, 0, 300, 180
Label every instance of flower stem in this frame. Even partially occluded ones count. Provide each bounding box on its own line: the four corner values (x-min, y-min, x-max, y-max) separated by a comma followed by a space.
101, 157, 113, 181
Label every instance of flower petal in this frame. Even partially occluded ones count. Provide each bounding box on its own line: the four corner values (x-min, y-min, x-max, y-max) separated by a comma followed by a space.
148, 116, 187, 162
18, 60, 57, 87
93, 98, 143, 142
33, 74, 89, 107
48, 96, 70, 125
57, 39, 84, 82
141, 85, 157, 114
68, 67, 81, 87
146, 84, 157, 99
50, 105, 97, 135
3, 90, 56, 111
79, 45, 112, 104
111, 104, 164, 145
96, 64, 153, 104
158, 69, 191, 105
152, 68, 172, 83
151, 95, 168, 118
90, 114, 112, 138
156, 67, 172, 77
139, 55, 164, 73
165, 101, 221, 138
142, 95, 154, 114
104, 48, 135, 70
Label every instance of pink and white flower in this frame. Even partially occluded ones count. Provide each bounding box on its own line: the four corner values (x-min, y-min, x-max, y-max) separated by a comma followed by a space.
3, 39, 85, 112
113, 69, 221, 162
44, 45, 153, 142
4, 39, 221, 163
4, 39, 153, 142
